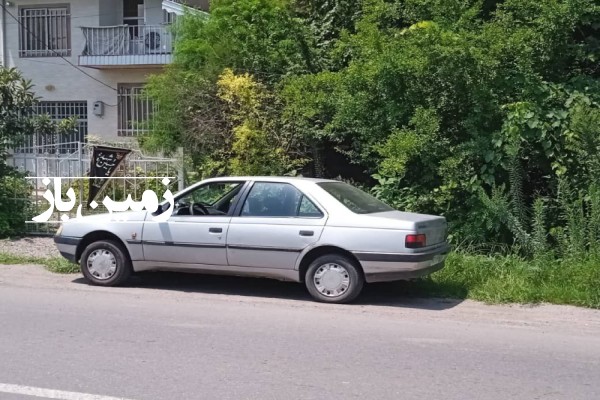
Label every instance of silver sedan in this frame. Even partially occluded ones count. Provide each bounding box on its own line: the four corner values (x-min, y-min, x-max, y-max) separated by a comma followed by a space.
54, 177, 449, 303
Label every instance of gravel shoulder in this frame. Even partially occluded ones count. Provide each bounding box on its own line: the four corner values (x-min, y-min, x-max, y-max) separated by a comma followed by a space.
0, 237, 60, 258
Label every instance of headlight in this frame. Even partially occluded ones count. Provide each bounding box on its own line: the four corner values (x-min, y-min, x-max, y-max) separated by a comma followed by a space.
55, 224, 63, 236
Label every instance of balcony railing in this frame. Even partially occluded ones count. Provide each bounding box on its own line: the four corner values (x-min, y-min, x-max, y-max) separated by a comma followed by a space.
79, 25, 173, 68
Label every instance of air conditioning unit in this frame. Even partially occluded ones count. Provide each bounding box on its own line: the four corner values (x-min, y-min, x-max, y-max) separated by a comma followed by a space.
145, 31, 172, 54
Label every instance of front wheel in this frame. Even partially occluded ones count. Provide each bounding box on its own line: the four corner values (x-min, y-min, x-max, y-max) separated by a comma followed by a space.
80, 240, 132, 286
305, 254, 364, 303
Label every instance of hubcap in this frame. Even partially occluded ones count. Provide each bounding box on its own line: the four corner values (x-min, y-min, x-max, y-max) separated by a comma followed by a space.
313, 263, 350, 297
87, 249, 117, 280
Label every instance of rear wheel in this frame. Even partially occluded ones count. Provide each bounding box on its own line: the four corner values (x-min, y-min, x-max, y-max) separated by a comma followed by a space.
80, 240, 132, 286
305, 254, 364, 303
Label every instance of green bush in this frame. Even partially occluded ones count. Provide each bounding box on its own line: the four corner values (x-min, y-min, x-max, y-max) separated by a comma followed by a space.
142, 0, 600, 267
1, 66, 76, 237
427, 250, 600, 308
0, 164, 32, 237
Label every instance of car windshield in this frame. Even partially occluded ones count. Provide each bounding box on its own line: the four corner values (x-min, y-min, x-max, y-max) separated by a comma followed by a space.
317, 182, 395, 214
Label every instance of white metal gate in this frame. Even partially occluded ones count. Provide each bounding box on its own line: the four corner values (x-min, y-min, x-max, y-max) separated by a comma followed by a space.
7, 141, 184, 235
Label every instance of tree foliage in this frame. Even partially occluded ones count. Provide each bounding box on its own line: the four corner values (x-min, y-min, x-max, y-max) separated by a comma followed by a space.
0, 67, 36, 154
0, 67, 76, 236
143, 0, 600, 250
0, 67, 36, 236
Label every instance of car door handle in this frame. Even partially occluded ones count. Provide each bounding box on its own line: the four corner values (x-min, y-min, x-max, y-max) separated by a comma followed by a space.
299, 230, 314, 237
209, 227, 223, 233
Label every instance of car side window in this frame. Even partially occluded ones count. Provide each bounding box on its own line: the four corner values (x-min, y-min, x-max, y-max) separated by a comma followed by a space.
241, 182, 323, 218
298, 195, 323, 218
174, 182, 243, 216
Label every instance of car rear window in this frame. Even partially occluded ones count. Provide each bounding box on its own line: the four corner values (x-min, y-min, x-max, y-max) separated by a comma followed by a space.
317, 182, 394, 214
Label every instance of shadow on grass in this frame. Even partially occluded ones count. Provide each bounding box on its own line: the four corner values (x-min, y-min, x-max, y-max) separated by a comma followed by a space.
71, 271, 467, 310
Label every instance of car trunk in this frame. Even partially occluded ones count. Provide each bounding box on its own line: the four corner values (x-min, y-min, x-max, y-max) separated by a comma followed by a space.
415, 217, 447, 247
366, 211, 447, 247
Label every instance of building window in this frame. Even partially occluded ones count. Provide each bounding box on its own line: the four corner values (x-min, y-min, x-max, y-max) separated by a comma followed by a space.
118, 84, 153, 137
19, 6, 71, 57
17, 101, 88, 154
163, 10, 178, 24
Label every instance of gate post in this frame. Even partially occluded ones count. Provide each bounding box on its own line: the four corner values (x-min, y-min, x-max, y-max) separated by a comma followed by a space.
177, 147, 185, 191
78, 141, 84, 206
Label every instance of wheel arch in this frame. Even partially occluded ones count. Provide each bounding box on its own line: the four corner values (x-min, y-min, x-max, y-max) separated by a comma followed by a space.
298, 245, 364, 282
76, 231, 130, 263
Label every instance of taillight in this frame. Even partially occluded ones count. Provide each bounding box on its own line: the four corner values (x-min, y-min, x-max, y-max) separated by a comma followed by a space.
405, 234, 426, 249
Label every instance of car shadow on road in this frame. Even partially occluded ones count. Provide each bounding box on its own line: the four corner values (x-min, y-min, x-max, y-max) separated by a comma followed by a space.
72, 271, 466, 311
356, 280, 467, 310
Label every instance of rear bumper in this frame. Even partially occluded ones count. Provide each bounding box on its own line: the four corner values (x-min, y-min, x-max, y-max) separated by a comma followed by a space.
353, 244, 450, 283
54, 235, 81, 264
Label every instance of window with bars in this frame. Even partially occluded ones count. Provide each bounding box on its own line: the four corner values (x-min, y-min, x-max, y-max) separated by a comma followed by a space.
19, 6, 71, 57
118, 84, 153, 137
17, 101, 88, 154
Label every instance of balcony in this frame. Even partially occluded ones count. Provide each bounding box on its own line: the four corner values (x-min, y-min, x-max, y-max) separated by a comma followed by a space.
79, 25, 173, 68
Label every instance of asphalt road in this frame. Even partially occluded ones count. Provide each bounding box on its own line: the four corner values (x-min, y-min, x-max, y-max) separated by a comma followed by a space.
1, 264, 599, 400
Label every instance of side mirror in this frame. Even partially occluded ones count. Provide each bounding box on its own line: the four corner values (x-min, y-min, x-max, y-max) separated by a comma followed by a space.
152, 204, 163, 216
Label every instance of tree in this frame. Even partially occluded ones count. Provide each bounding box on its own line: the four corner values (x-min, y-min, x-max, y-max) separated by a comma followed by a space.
144, 0, 600, 248
282, 0, 600, 244
0, 67, 36, 236
173, 0, 315, 82
0, 67, 76, 236
143, 0, 314, 176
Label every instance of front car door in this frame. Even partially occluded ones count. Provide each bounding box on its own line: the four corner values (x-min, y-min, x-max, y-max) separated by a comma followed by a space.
226, 181, 327, 269
142, 180, 246, 266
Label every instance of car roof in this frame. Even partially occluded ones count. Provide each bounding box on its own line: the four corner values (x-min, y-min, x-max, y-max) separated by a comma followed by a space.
202, 176, 340, 183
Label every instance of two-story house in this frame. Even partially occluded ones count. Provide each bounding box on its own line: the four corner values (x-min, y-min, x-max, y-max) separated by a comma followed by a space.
0, 0, 208, 153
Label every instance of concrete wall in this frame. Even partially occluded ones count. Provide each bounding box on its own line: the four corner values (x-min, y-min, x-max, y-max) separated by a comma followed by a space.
1, 6, 6, 66
1, 0, 166, 140
145, 0, 164, 24
99, 0, 121, 26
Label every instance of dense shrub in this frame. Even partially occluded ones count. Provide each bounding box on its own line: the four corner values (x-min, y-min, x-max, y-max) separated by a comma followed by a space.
144, 0, 600, 254
0, 66, 76, 237
0, 164, 31, 237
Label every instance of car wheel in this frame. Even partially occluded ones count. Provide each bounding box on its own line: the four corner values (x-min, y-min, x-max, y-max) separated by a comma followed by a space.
80, 240, 132, 286
305, 254, 364, 303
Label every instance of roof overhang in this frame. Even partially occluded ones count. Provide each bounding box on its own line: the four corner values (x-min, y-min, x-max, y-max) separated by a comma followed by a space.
162, 0, 209, 16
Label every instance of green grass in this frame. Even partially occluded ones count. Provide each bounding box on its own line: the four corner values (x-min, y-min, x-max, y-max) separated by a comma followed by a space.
0, 252, 79, 274
414, 251, 600, 308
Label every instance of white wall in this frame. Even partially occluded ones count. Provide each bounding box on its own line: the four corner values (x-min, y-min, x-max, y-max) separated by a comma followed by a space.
1, 7, 6, 66
99, 0, 121, 26
144, 0, 164, 25
2, 0, 166, 140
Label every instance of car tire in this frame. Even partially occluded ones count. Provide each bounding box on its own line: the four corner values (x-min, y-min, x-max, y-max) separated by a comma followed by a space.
80, 240, 132, 286
305, 254, 364, 303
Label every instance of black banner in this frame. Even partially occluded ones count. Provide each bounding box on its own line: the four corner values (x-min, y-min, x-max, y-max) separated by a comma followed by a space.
87, 146, 131, 208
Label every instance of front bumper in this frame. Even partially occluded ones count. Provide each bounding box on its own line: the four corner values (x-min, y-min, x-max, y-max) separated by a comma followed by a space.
353, 244, 450, 283
54, 235, 81, 264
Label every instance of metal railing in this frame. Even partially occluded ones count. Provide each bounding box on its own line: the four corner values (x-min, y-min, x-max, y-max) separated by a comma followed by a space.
80, 25, 172, 66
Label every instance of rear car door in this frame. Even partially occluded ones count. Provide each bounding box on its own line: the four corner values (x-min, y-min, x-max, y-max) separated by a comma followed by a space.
226, 181, 327, 270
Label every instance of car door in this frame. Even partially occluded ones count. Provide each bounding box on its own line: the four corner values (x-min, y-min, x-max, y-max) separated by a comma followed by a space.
142, 180, 246, 266
226, 181, 327, 270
